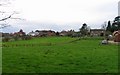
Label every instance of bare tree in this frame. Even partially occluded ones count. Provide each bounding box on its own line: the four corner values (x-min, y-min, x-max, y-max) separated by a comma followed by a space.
101, 21, 107, 30
0, 0, 24, 29
101, 21, 107, 37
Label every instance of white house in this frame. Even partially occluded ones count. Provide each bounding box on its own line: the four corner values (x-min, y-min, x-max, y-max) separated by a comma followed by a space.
28, 31, 39, 36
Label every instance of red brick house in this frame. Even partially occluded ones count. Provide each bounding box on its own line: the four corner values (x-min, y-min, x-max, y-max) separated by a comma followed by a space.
13, 29, 26, 37
35, 30, 56, 37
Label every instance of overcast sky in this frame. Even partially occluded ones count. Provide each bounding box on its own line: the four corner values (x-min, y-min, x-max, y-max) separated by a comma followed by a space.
1, 0, 119, 33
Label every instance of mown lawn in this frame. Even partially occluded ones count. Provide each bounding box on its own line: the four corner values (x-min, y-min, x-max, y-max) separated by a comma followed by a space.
2, 37, 118, 73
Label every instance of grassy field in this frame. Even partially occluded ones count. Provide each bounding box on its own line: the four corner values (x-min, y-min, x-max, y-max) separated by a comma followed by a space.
2, 37, 118, 73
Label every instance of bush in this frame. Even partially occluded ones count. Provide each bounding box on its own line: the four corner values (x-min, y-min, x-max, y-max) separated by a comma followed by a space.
22, 36, 32, 40
2, 37, 10, 42
14, 36, 19, 41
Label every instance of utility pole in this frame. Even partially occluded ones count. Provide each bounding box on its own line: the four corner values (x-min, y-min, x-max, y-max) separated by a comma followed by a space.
118, 1, 120, 16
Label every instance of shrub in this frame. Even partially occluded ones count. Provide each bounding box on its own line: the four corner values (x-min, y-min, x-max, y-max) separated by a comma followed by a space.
2, 37, 10, 42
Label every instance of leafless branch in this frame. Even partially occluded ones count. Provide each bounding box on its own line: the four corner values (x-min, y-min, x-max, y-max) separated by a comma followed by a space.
0, 11, 20, 21
0, 0, 25, 29
10, 17, 25, 20
0, 13, 13, 21
0, 24, 10, 29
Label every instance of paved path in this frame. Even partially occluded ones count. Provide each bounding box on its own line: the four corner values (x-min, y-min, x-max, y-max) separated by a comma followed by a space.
108, 41, 119, 45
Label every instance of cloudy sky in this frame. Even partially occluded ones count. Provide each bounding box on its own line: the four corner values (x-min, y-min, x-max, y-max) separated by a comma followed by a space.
0, 0, 119, 33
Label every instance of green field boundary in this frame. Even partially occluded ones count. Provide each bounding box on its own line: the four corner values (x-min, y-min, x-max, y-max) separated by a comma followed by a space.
2, 38, 81, 47
1, 37, 105, 48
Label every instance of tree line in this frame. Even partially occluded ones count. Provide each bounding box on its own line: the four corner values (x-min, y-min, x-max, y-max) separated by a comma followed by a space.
106, 16, 120, 33
79, 16, 120, 36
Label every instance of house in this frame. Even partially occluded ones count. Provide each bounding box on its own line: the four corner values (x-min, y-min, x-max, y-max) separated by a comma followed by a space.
59, 30, 75, 36
13, 29, 26, 37
35, 30, 56, 37
113, 30, 120, 42
2, 33, 11, 38
28, 31, 39, 37
90, 29, 104, 36
59, 31, 68, 36
2, 33, 13, 42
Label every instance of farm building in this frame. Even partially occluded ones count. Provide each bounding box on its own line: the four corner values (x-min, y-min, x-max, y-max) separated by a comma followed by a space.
113, 30, 120, 42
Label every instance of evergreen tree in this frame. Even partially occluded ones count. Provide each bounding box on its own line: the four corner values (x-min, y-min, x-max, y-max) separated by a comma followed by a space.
56, 32, 59, 36
106, 21, 112, 32
80, 23, 88, 36
111, 23, 119, 32
111, 16, 120, 32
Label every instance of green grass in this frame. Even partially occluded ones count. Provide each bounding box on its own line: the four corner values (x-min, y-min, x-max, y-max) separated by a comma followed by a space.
3, 37, 77, 44
2, 37, 118, 73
